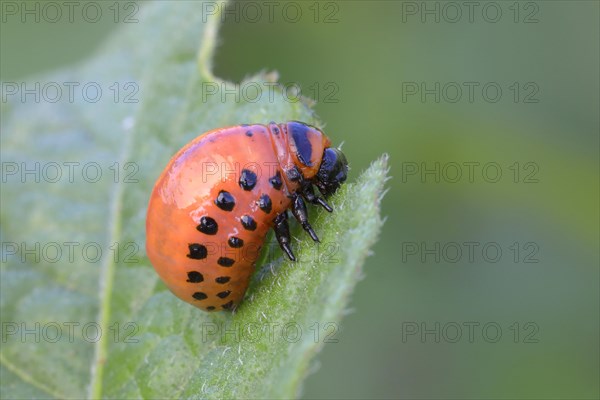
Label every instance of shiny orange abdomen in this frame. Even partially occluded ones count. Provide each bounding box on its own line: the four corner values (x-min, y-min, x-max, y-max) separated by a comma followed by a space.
146, 122, 330, 311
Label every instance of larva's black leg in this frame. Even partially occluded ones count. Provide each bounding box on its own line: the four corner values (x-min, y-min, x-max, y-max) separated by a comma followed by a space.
314, 197, 333, 213
291, 194, 320, 242
273, 211, 296, 261
299, 183, 333, 213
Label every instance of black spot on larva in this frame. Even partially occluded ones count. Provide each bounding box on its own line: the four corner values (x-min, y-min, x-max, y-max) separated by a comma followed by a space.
216, 276, 231, 284
245, 130, 253, 137
186, 271, 204, 283
217, 257, 235, 267
239, 169, 257, 191
269, 171, 283, 190
192, 292, 207, 300
187, 244, 207, 260
241, 215, 257, 231
258, 194, 272, 213
286, 166, 302, 182
228, 237, 244, 248
197, 216, 218, 235
273, 126, 280, 135
289, 121, 313, 166
222, 300, 234, 310
217, 290, 231, 299
215, 190, 235, 211
207, 306, 216, 311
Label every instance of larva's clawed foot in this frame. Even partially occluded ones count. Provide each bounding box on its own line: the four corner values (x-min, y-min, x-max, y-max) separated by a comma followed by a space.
281, 242, 296, 262
273, 211, 296, 261
299, 182, 333, 213
291, 194, 320, 242
315, 197, 333, 213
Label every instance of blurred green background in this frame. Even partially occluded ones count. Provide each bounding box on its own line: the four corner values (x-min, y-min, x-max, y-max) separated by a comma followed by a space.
2, 1, 598, 398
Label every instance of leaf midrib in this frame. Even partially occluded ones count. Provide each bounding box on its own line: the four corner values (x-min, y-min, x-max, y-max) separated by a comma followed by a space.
88, 107, 132, 400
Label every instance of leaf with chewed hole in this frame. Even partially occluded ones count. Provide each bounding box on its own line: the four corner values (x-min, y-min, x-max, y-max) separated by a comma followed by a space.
0, 1, 387, 399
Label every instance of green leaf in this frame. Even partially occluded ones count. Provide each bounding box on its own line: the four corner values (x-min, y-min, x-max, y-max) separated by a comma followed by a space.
0, 2, 387, 399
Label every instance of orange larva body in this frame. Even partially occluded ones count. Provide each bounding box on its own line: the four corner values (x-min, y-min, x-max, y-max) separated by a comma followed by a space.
146, 122, 345, 311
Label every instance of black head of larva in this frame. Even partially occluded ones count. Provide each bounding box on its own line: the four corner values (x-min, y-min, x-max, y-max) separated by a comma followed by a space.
315, 147, 348, 197
276, 121, 348, 197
